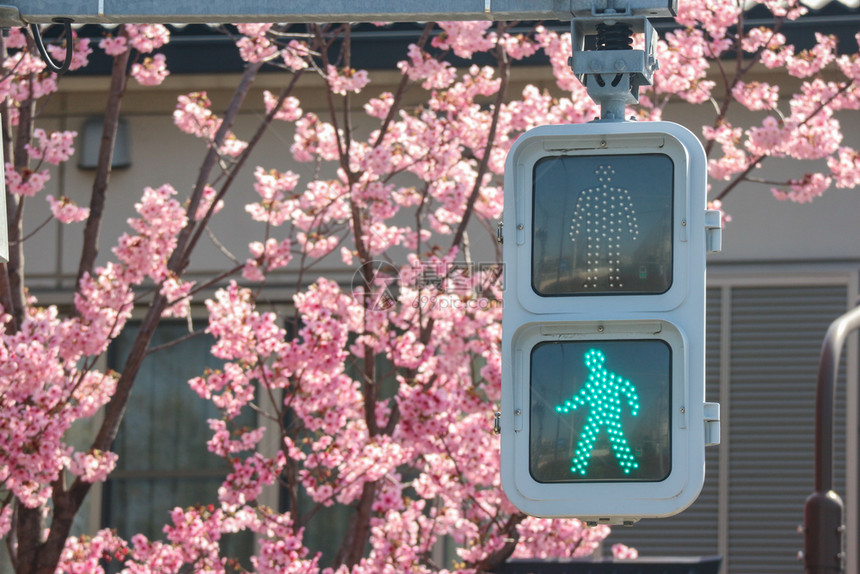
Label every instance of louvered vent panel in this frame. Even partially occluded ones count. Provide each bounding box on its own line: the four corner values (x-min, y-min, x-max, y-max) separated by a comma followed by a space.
727, 286, 847, 574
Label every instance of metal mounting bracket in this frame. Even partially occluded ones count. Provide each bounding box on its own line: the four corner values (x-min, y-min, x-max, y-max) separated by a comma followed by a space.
570, 0, 678, 18
568, 0, 670, 120
0, 5, 25, 26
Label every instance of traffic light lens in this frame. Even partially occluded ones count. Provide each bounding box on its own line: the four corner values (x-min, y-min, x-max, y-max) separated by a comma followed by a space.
532, 154, 674, 296
529, 340, 671, 482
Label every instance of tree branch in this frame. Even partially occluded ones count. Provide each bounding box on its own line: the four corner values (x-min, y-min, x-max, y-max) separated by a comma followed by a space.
75, 26, 131, 288
169, 60, 264, 275
450, 25, 510, 250
713, 78, 855, 202
177, 62, 305, 271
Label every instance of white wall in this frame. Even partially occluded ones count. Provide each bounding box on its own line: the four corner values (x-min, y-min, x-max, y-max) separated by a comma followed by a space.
25, 66, 860, 299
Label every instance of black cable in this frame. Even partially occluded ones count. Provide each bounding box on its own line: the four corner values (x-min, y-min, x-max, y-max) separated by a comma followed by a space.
30, 18, 74, 75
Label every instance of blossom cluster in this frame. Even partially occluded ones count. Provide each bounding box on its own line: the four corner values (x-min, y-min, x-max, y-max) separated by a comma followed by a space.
154, 19, 621, 571
642, 3, 860, 205
174, 91, 248, 157
0, 137, 197, 538
97, 24, 171, 85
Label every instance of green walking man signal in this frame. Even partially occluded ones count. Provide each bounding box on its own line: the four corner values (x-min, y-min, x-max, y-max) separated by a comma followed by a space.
556, 349, 641, 476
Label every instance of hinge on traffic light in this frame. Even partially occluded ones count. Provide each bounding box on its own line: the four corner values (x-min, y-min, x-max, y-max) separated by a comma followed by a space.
704, 209, 723, 253
704, 402, 720, 446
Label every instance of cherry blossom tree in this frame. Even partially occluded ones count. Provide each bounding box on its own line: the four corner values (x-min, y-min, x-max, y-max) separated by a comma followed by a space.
0, 2, 857, 573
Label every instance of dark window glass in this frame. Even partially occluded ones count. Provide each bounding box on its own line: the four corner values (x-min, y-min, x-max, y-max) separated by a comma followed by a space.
532, 154, 674, 296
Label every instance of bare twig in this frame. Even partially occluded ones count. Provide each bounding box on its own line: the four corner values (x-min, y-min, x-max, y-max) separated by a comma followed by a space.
450, 23, 510, 250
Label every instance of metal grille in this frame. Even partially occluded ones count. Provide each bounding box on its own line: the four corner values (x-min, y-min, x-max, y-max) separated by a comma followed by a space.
727, 285, 847, 574
605, 283, 850, 574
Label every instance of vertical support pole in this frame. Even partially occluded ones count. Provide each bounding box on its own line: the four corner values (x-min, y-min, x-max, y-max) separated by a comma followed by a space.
804, 304, 860, 573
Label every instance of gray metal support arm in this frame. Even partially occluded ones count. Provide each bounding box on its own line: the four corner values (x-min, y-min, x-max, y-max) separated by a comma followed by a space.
0, 0, 572, 25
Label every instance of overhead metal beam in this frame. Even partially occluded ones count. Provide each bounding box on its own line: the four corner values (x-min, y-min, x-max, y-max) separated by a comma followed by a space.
0, 0, 574, 26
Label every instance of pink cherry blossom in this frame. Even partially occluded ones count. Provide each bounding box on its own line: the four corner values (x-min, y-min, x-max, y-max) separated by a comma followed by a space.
280, 40, 311, 71
236, 23, 279, 63
828, 147, 860, 188
656, 29, 715, 103
69, 449, 118, 483
326, 65, 371, 95
786, 33, 836, 77
0, 506, 12, 539
746, 116, 790, 156
194, 184, 225, 221
291, 114, 340, 162
5, 164, 51, 196
4, 27, 27, 49
160, 274, 195, 318
58, 529, 128, 574
612, 543, 639, 559
513, 517, 609, 559
99, 35, 128, 56
499, 33, 538, 60
47, 35, 92, 71
46, 195, 90, 223
113, 184, 188, 283
398, 44, 457, 90
174, 91, 222, 139
264, 90, 303, 121
772, 172, 832, 203
836, 35, 860, 82
534, 26, 581, 93
763, 0, 807, 19
219, 134, 248, 157
433, 21, 496, 59
131, 53, 169, 86
732, 81, 780, 111
125, 24, 170, 53
363, 92, 393, 119
26, 128, 77, 165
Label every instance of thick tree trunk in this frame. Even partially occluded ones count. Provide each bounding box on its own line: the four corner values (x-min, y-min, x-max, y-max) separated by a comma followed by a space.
334, 481, 378, 568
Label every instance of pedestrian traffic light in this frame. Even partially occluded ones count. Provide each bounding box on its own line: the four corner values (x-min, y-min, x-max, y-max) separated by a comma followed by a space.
500, 121, 721, 524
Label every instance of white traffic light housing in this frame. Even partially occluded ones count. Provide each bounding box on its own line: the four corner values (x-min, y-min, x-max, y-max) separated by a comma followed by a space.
500, 121, 720, 525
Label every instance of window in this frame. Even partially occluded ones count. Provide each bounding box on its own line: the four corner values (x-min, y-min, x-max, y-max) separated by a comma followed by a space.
105, 322, 254, 562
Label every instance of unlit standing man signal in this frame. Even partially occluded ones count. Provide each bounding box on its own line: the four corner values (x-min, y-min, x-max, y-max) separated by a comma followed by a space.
568, 164, 640, 290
